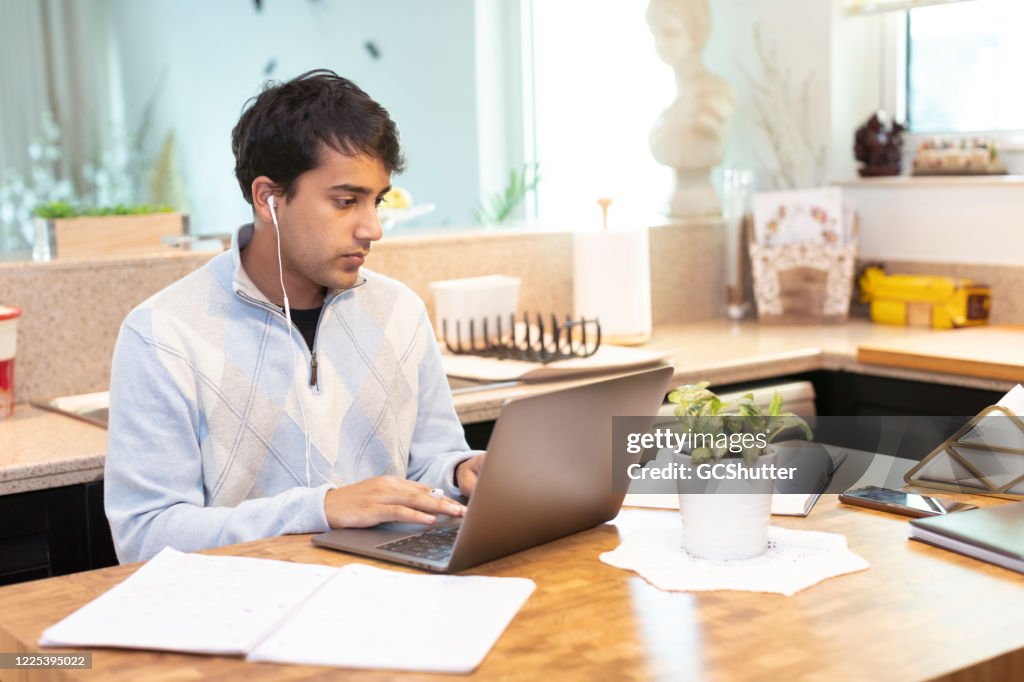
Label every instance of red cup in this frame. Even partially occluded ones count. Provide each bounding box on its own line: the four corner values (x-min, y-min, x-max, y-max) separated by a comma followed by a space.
0, 305, 21, 419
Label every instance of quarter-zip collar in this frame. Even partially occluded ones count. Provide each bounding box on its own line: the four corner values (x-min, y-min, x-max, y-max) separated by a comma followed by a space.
228, 223, 366, 311
225, 223, 369, 393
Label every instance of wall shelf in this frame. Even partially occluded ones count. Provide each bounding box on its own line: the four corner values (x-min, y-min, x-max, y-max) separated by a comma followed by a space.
834, 175, 1024, 189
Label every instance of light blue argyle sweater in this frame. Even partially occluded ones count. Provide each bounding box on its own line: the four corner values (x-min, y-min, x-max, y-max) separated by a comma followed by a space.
105, 224, 475, 563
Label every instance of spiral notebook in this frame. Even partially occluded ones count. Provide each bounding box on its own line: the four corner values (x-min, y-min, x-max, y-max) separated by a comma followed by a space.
39, 548, 535, 674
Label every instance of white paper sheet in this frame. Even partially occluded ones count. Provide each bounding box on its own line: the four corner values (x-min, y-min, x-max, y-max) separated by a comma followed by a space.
752, 187, 849, 246
622, 492, 817, 517
247, 563, 536, 673
442, 345, 670, 382
40, 549, 535, 674
997, 384, 1024, 415
40, 548, 336, 655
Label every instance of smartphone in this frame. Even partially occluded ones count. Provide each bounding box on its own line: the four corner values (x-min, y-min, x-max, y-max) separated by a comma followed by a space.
838, 485, 977, 518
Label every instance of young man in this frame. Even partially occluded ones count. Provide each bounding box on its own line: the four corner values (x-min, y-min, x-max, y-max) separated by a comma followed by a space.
105, 70, 484, 563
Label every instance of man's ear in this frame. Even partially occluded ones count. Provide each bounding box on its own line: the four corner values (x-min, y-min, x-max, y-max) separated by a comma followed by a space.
251, 177, 280, 224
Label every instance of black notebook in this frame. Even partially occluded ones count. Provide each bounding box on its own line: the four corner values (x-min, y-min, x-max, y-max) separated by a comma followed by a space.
909, 501, 1024, 574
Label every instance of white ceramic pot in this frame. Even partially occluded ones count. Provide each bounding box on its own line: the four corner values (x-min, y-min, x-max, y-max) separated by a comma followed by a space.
675, 448, 776, 561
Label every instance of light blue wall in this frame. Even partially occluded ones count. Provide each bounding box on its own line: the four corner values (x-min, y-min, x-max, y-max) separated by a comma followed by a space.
109, 0, 481, 233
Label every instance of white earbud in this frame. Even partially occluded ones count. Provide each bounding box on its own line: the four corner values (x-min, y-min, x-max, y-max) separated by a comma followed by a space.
267, 194, 290, 319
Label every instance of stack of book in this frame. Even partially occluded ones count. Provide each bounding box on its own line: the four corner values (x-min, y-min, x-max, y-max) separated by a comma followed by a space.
910, 502, 1024, 574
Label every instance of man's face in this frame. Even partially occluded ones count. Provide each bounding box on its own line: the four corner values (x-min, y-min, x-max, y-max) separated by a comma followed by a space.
276, 146, 389, 292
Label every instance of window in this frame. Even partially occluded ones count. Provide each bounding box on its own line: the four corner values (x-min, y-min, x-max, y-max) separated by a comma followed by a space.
907, 0, 1024, 133
528, 0, 674, 226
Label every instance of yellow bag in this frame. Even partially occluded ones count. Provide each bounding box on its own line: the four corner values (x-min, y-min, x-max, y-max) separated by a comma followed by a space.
859, 266, 990, 329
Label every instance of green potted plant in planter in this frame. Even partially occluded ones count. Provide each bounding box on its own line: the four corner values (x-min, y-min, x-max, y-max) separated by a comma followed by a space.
668, 381, 812, 560
33, 201, 185, 260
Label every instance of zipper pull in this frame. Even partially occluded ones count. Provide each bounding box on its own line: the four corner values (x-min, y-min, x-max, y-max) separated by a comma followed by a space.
310, 351, 319, 387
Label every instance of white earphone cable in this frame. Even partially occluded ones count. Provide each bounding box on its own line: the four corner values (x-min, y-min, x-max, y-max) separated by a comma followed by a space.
268, 195, 329, 488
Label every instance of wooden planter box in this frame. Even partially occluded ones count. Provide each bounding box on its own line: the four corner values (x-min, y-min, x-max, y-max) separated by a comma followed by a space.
34, 213, 188, 260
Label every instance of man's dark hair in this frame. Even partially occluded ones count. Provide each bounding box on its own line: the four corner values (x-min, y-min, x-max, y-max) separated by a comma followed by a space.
231, 69, 405, 205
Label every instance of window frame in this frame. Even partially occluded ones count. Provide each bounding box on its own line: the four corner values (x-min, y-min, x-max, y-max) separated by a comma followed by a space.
901, 3, 1024, 148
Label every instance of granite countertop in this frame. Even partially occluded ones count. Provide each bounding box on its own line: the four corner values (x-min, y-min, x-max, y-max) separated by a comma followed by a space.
0, 405, 108, 494
3, 319, 1017, 495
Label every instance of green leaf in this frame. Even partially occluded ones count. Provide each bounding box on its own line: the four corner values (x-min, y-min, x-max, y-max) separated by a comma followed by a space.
766, 413, 814, 443
34, 200, 173, 219
691, 447, 714, 465
34, 200, 78, 218
742, 446, 762, 467
671, 380, 809, 458
474, 162, 540, 225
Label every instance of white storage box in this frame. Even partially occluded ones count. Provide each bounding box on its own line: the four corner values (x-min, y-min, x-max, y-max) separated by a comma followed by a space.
429, 275, 521, 341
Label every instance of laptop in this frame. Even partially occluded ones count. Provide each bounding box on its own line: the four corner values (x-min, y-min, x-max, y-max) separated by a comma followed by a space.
312, 365, 674, 572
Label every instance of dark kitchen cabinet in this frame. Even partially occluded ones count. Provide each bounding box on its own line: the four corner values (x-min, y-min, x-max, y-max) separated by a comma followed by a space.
0, 481, 116, 586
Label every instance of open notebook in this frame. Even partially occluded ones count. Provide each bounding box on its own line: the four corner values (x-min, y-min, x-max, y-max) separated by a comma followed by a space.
40, 548, 535, 674
622, 491, 830, 516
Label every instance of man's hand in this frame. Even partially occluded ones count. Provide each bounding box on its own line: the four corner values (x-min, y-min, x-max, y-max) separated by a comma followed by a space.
324, 476, 466, 529
455, 454, 486, 496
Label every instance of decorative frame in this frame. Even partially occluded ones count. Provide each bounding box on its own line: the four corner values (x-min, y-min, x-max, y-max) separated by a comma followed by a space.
748, 240, 858, 324
905, 405, 1024, 500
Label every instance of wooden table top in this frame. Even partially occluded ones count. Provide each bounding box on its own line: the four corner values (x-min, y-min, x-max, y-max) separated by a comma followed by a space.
2, 495, 1023, 682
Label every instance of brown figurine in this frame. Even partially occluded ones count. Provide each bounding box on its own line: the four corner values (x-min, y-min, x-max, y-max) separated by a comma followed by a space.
854, 112, 905, 177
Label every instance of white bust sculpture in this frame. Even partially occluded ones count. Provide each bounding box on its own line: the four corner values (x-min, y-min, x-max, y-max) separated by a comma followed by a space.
647, 0, 734, 217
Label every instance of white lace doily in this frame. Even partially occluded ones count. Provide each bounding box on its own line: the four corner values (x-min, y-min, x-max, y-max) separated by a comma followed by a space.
601, 520, 869, 596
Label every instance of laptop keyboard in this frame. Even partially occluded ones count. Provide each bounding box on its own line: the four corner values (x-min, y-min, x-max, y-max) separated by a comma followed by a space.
376, 526, 459, 563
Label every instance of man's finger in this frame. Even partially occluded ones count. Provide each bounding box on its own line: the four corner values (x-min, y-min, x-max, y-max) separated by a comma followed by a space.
420, 494, 466, 517
382, 504, 437, 525
460, 471, 479, 496
379, 487, 466, 517
379, 484, 466, 516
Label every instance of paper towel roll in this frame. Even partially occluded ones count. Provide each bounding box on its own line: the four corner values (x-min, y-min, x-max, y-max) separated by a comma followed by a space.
573, 229, 652, 345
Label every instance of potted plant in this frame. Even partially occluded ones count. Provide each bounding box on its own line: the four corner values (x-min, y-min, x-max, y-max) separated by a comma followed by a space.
667, 381, 812, 560
33, 201, 186, 260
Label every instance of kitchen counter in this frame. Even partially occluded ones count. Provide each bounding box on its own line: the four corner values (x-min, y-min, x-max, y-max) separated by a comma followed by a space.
3, 319, 1019, 495
452, 319, 1018, 422
0, 405, 107, 494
